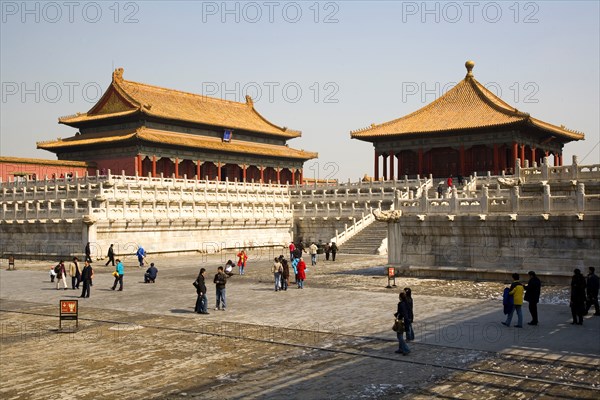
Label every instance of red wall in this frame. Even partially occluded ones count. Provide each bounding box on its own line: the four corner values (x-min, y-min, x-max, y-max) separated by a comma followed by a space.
0, 159, 95, 182
91, 156, 136, 176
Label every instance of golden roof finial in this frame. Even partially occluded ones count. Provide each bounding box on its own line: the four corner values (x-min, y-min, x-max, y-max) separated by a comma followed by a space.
465, 60, 475, 77
245, 95, 254, 107
113, 67, 124, 82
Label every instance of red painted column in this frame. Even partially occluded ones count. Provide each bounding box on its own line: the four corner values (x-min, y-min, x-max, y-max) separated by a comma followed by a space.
512, 142, 518, 170
196, 160, 201, 180
299, 169, 303, 184
531, 147, 536, 165
397, 153, 402, 179
374, 151, 379, 181
418, 148, 423, 176
260, 166, 264, 183
242, 164, 247, 182
174, 158, 179, 178
152, 155, 157, 177
217, 162, 222, 181
558, 153, 563, 166
291, 168, 296, 185
493, 144, 499, 175
389, 152, 395, 180
276, 168, 281, 184
520, 144, 525, 167
459, 145, 465, 175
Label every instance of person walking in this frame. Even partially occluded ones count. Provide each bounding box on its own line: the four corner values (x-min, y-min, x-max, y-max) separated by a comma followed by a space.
586, 267, 600, 316
214, 266, 227, 310
570, 268, 587, 325
394, 292, 411, 355
404, 288, 415, 341
68, 257, 81, 290
84, 242, 93, 263
324, 243, 331, 261
289, 242, 296, 261
502, 273, 524, 328
105, 244, 115, 266
136, 245, 146, 268
111, 259, 124, 291
280, 257, 289, 291
330, 242, 338, 262
194, 268, 208, 314
309, 242, 318, 266
272, 257, 282, 291
79, 261, 93, 298
236, 249, 248, 275
524, 271, 542, 325
296, 257, 307, 289
55, 261, 68, 290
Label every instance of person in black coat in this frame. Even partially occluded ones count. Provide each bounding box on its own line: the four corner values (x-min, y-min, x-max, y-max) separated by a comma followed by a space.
570, 268, 587, 325
330, 242, 338, 262
194, 268, 208, 314
105, 244, 115, 266
79, 261, 93, 298
394, 292, 411, 355
586, 267, 600, 316
84, 242, 93, 263
524, 271, 542, 325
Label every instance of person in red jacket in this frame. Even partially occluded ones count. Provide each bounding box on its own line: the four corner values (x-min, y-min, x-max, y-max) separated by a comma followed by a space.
297, 258, 307, 289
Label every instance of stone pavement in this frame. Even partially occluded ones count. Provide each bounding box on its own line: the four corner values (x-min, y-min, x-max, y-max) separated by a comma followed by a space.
1, 253, 599, 399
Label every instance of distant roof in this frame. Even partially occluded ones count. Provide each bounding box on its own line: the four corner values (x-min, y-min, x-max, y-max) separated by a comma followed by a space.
351, 61, 584, 141
38, 127, 317, 161
59, 68, 301, 138
0, 156, 92, 167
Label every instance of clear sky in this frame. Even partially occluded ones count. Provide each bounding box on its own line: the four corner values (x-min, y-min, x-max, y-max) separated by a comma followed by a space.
1, 1, 598, 181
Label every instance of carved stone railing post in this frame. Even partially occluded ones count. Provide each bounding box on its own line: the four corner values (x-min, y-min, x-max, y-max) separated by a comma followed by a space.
482, 186, 489, 214
511, 186, 520, 213
577, 183, 585, 212
543, 184, 551, 213
542, 157, 549, 181
450, 187, 458, 213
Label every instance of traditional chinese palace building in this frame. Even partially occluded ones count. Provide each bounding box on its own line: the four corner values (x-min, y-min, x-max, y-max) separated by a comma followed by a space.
351, 61, 584, 179
37, 68, 317, 184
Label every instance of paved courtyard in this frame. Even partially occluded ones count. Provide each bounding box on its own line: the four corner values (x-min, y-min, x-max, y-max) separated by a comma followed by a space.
1, 252, 599, 399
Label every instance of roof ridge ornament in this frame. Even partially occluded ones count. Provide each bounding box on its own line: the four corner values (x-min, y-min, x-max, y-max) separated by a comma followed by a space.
113, 67, 124, 82
245, 95, 254, 107
465, 60, 475, 78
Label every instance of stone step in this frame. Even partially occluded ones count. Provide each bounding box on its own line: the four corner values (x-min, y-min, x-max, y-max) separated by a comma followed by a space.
339, 221, 388, 255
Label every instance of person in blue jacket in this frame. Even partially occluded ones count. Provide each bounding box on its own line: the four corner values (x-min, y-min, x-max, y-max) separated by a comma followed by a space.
111, 259, 124, 291
136, 245, 146, 268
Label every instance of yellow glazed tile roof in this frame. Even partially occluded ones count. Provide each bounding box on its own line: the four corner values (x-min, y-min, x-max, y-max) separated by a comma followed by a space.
37, 127, 317, 161
0, 156, 92, 167
59, 68, 301, 138
351, 61, 584, 141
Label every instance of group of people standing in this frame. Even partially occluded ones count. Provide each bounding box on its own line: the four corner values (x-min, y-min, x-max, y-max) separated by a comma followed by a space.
49, 258, 94, 298
570, 267, 599, 324
194, 266, 228, 314
289, 241, 338, 264
502, 267, 599, 328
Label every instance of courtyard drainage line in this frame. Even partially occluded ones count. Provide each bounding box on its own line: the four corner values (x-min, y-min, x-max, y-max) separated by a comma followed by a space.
1, 308, 597, 392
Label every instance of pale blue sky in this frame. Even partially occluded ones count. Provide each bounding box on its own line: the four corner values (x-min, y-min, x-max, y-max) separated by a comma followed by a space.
1, 1, 598, 181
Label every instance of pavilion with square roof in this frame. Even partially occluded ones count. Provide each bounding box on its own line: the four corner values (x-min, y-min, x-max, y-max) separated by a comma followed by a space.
351, 61, 584, 179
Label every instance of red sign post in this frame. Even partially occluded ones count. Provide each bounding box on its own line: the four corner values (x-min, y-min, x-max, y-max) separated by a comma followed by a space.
59, 300, 79, 330
386, 267, 396, 289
